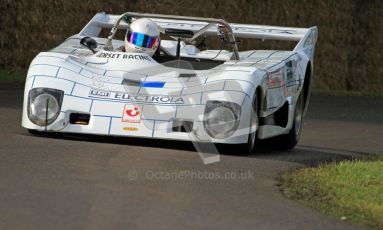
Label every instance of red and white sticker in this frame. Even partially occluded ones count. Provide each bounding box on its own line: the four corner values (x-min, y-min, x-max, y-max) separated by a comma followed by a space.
122, 104, 142, 123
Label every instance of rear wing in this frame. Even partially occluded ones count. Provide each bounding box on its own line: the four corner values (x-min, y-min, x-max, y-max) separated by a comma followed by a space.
79, 12, 318, 60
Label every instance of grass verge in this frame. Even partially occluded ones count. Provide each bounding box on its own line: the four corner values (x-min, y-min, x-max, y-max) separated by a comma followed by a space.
282, 158, 383, 229
0, 69, 26, 86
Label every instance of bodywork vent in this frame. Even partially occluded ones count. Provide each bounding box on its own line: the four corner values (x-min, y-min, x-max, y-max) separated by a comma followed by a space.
69, 113, 90, 125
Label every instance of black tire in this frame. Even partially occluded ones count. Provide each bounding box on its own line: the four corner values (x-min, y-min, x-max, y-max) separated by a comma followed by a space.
28, 129, 41, 135
28, 129, 51, 136
236, 95, 259, 154
275, 91, 303, 150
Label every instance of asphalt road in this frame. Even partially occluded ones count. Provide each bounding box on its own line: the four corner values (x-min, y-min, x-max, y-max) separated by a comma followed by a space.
1, 88, 382, 230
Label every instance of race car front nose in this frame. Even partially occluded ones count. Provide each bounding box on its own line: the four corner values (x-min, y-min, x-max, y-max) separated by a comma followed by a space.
27, 88, 64, 126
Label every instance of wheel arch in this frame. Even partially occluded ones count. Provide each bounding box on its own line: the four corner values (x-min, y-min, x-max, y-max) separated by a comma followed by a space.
255, 86, 262, 111
302, 61, 312, 115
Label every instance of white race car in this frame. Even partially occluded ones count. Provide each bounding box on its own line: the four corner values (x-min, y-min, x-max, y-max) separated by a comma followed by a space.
22, 12, 318, 154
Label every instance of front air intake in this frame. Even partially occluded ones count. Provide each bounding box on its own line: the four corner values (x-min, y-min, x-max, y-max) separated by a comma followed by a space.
69, 113, 90, 125
172, 119, 193, 133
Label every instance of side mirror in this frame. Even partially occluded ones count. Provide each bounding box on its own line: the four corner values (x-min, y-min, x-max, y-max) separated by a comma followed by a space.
80, 37, 98, 54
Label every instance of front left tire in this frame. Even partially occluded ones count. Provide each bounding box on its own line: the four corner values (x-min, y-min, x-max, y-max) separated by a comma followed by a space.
237, 95, 258, 154
274, 91, 303, 150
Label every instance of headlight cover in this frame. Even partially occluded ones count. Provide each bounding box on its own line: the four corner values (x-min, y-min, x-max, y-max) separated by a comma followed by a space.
203, 101, 241, 139
27, 88, 64, 126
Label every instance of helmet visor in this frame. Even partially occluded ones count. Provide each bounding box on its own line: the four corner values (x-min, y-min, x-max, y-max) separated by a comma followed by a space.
127, 31, 159, 49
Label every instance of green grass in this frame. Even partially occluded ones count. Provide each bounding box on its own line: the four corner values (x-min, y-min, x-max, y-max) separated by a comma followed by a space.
282, 158, 383, 229
0, 69, 26, 86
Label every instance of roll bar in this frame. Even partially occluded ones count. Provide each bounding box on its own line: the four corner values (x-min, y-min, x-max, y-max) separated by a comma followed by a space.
103, 12, 240, 60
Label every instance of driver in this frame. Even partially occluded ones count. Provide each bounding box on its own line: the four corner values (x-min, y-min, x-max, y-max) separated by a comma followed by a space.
124, 18, 160, 57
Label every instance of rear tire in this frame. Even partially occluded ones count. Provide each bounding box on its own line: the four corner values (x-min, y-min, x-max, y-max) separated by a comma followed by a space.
275, 91, 303, 150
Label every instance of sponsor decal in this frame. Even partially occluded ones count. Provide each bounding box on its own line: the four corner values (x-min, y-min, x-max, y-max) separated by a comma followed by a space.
122, 104, 142, 123
285, 61, 293, 81
140, 82, 165, 88
96, 52, 151, 61
121, 79, 165, 88
89, 89, 184, 104
123, 127, 139, 131
90, 89, 110, 97
267, 69, 284, 87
